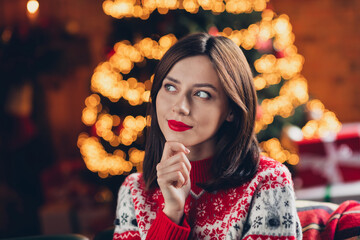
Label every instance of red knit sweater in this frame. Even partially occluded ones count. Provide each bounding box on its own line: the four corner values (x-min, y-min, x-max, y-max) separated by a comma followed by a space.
113, 156, 302, 239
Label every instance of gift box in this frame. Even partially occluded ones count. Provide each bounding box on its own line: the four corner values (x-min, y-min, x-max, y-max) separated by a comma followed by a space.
294, 123, 360, 188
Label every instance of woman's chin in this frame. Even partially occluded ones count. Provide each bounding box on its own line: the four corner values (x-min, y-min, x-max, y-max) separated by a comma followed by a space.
165, 135, 191, 146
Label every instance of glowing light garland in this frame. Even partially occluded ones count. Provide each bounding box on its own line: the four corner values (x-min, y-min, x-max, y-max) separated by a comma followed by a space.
78, 4, 341, 177
260, 138, 300, 165
102, 0, 269, 19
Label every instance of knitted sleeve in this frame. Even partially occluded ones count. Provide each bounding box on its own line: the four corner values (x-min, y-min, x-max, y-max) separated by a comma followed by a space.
113, 178, 141, 240
113, 174, 191, 240
145, 210, 191, 240
242, 164, 303, 240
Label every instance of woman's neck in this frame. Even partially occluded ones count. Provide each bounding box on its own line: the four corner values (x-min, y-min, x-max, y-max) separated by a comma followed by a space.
186, 138, 216, 161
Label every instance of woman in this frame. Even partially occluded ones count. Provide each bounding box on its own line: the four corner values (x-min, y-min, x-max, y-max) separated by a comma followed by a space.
113, 33, 302, 240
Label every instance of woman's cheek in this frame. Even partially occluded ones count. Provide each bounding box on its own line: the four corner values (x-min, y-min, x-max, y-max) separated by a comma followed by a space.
156, 93, 166, 109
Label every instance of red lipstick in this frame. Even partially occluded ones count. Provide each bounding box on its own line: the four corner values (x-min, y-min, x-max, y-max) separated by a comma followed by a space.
168, 120, 192, 132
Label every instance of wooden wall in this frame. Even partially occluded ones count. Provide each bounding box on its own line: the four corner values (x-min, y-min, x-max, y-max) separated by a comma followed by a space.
271, 0, 360, 123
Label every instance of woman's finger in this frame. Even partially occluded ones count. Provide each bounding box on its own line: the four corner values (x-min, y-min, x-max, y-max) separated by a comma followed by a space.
158, 171, 186, 188
157, 152, 191, 173
157, 162, 190, 184
158, 161, 189, 176
162, 141, 190, 160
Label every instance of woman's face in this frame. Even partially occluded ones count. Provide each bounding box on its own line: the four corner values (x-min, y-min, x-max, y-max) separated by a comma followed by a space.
156, 55, 231, 153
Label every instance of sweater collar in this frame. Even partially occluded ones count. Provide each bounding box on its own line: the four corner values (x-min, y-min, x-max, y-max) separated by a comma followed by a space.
190, 157, 212, 185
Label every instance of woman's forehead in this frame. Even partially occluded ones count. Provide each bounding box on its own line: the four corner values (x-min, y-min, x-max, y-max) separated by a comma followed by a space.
165, 55, 221, 87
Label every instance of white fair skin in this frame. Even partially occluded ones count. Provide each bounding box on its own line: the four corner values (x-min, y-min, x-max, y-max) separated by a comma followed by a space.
155, 55, 233, 224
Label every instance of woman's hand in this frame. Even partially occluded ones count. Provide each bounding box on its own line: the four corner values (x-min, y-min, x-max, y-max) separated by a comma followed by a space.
156, 142, 191, 224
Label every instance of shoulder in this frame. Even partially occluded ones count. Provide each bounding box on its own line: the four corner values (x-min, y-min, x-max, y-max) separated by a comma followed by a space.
122, 172, 143, 185
116, 172, 147, 202
254, 155, 293, 187
257, 155, 292, 177
257, 155, 287, 171
119, 172, 146, 192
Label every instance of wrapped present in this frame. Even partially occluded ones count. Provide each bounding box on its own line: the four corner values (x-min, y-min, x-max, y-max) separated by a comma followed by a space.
295, 123, 360, 188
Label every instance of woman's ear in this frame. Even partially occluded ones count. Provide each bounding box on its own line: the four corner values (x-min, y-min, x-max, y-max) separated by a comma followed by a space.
226, 110, 234, 122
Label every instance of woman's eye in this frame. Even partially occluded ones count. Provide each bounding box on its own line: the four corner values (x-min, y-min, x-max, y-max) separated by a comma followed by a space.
164, 84, 176, 92
195, 91, 211, 99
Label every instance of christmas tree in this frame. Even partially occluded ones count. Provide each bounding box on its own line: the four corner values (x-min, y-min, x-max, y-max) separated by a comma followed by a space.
77, 0, 341, 178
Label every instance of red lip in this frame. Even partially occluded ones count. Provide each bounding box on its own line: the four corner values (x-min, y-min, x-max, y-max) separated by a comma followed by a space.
168, 120, 192, 132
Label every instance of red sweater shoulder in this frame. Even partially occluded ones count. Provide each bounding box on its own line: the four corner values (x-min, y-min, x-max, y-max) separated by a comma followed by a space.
253, 155, 294, 191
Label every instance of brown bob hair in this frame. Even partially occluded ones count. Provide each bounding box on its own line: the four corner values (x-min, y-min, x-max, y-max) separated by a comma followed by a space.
143, 32, 259, 192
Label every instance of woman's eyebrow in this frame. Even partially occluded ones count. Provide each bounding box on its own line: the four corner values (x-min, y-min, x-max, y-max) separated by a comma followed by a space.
165, 76, 218, 92
193, 83, 218, 92
165, 76, 180, 84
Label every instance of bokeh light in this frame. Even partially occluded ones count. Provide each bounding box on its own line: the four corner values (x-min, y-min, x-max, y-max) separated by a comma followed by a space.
79, 3, 341, 176
27, 0, 39, 14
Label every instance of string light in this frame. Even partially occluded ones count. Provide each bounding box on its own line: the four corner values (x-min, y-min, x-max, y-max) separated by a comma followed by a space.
79, 5, 342, 176
103, 0, 269, 19
77, 133, 134, 178
302, 99, 341, 139
90, 34, 176, 104
260, 138, 299, 165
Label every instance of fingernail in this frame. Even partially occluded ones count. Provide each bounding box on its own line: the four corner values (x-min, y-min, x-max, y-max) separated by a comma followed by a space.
185, 148, 190, 154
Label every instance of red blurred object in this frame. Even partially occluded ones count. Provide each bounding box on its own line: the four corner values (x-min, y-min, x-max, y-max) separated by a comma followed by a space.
256, 105, 263, 120
295, 123, 360, 188
275, 50, 285, 58
255, 39, 273, 52
90, 124, 98, 137
106, 48, 116, 59
208, 26, 219, 36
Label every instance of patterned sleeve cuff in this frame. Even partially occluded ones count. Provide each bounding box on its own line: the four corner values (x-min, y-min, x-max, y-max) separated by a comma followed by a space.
113, 231, 141, 240
146, 209, 191, 240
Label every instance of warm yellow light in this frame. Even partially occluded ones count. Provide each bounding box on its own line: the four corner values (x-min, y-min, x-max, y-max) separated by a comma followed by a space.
261, 9, 274, 21
273, 15, 291, 35
288, 154, 299, 165
307, 99, 325, 112
225, 1, 236, 13
27, 0, 39, 14
253, 0, 267, 12
79, 10, 343, 177
127, 77, 137, 88
260, 138, 299, 165
82, 108, 97, 126
113, 115, 121, 126
255, 54, 276, 73
258, 22, 272, 41
159, 35, 173, 49
254, 76, 266, 90
85, 94, 100, 107
103, 0, 270, 19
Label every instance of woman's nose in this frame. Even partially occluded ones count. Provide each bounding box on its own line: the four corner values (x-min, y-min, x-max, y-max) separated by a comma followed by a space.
172, 94, 190, 116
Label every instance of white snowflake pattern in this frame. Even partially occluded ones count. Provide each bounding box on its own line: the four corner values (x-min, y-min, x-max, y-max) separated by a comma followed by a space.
152, 190, 161, 200
228, 188, 237, 201
197, 203, 206, 217
213, 198, 224, 212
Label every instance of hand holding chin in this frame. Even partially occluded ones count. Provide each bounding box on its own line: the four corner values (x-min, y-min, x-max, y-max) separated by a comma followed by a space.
156, 141, 191, 224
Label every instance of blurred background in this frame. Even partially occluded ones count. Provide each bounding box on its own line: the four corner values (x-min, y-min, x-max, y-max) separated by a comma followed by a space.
0, 0, 359, 238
